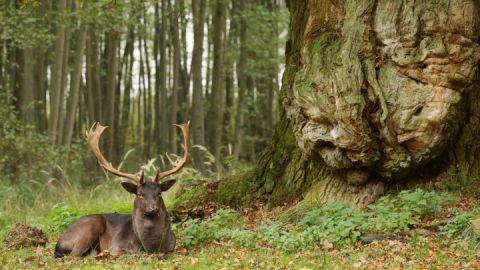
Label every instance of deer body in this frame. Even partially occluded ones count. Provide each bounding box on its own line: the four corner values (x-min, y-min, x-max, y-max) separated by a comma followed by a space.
54, 122, 190, 258
54, 185, 176, 257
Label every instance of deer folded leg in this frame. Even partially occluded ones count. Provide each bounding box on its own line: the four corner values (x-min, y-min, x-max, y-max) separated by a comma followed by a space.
55, 215, 106, 257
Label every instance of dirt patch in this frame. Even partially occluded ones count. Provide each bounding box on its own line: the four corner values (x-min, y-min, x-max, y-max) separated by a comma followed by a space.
3, 223, 48, 249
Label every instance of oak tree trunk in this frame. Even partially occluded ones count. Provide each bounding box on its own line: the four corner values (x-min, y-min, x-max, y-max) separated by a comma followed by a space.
251, 0, 480, 214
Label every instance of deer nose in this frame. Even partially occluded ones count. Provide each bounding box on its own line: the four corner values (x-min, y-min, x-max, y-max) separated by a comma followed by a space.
145, 206, 159, 215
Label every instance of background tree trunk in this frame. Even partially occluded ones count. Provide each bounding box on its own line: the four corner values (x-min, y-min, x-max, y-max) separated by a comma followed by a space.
63, 25, 87, 147
208, 0, 227, 169
191, 0, 207, 171
233, 0, 247, 159
48, 0, 67, 144
169, 0, 181, 155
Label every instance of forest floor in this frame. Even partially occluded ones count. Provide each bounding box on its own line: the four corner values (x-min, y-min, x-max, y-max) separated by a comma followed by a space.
1, 183, 480, 269
1, 236, 478, 270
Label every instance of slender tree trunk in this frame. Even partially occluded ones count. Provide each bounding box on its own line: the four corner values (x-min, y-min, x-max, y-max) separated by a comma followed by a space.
179, 0, 189, 114
34, 47, 48, 132
141, 5, 153, 157
208, 0, 227, 168
139, 34, 147, 157
20, 47, 35, 126
0, 41, 4, 90
56, 21, 71, 145
105, 32, 119, 159
191, 0, 207, 171
204, 14, 212, 146
118, 28, 134, 158
154, 2, 161, 154
233, 0, 247, 158
223, 0, 237, 154
92, 33, 102, 122
159, 0, 168, 154
169, 0, 181, 154
48, 0, 67, 143
63, 25, 87, 146
85, 29, 96, 123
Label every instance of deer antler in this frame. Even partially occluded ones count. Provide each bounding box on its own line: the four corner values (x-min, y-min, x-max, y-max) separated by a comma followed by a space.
86, 122, 143, 184
155, 121, 190, 182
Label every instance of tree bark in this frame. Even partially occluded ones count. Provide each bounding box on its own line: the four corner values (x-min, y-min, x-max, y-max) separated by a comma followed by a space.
253, 0, 480, 213
208, 0, 227, 168
169, 0, 181, 154
20, 47, 36, 126
56, 21, 71, 145
118, 28, 134, 159
105, 31, 119, 159
34, 47, 48, 132
141, 5, 153, 158
159, 0, 168, 154
63, 25, 87, 146
191, 0, 207, 171
233, 0, 247, 159
48, 0, 67, 144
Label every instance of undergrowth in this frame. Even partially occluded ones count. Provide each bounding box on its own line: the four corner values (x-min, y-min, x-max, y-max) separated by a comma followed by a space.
175, 189, 473, 252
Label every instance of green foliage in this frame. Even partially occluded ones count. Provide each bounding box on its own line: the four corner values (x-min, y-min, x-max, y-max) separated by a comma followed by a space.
38, 203, 82, 233
0, 1, 140, 49
440, 208, 480, 240
179, 208, 244, 247
299, 202, 365, 244
0, 4, 55, 48
241, 3, 289, 79
366, 189, 456, 233
0, 91, 87, 188
178, 189, 458, 252
295, 189, 456, 245
256, 222, 307, 251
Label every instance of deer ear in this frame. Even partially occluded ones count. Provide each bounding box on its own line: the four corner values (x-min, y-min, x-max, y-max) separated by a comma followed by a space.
159, 179, 176, 192
121, 182, 138, 194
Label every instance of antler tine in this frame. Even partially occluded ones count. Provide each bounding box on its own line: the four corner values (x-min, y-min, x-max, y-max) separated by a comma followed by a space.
155, 121, 190, 182
86, 122, 143, 184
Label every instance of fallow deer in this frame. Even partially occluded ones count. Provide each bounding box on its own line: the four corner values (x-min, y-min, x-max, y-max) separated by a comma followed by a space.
54, 121, 190, 258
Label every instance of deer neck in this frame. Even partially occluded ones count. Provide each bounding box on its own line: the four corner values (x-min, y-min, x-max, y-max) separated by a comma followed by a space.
132, 206, 171, 253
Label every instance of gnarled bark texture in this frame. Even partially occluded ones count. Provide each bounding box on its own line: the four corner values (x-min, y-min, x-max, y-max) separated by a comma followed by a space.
174, 0, 480, 215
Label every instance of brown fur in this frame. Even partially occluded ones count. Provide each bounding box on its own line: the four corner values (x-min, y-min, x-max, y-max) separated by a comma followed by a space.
54, 181, 176, 258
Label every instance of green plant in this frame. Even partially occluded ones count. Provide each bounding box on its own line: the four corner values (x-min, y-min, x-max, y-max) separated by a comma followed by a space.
299, 202, 365, 245
365, 189, 456, 233
179, 208, 243, 247
440, 208, 480, 240
38, 203, 82, 233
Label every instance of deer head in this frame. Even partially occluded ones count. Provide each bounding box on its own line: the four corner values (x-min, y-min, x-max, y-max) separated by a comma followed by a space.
86, 121, 190, 217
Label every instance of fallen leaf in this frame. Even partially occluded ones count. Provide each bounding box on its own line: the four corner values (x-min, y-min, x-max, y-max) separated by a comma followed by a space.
178, 246, 188, 255
25, 255, 36, 262
190, 257, 199, 265
323, 240, 333, 250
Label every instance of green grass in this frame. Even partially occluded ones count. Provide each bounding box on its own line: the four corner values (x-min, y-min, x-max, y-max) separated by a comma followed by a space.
1, 181, 480, 269
0, 234, 477, 269
0, 179, 136, 238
